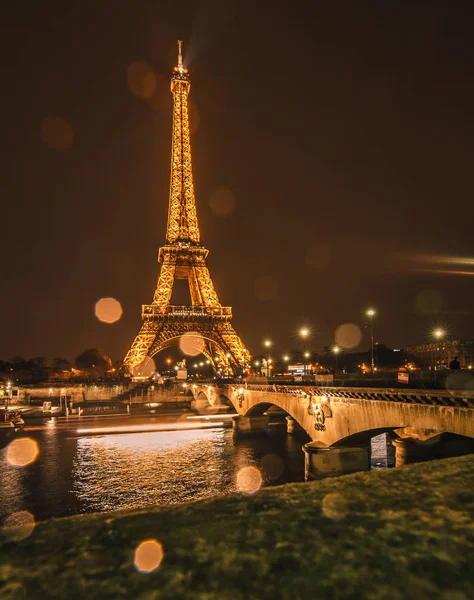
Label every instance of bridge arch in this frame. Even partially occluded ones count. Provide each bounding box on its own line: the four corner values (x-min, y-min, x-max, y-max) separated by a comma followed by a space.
231, 387, 474, 447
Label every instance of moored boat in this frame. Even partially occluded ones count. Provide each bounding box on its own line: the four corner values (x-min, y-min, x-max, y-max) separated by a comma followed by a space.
0, 411, 25, 437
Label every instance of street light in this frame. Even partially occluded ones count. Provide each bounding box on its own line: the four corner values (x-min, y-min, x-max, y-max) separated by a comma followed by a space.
433, 329, 445, 371
304, 351, 310, 376
332, 345, 340, 372
365, 309, 376, 373
263, 340, 272, 378
299, 328, 309, 375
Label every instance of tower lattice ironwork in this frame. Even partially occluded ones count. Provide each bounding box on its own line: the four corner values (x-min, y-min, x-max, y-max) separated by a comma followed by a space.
124, 41, 251, 375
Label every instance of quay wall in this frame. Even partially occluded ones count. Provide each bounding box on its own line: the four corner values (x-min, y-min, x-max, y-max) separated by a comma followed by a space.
13, 383, 187, 404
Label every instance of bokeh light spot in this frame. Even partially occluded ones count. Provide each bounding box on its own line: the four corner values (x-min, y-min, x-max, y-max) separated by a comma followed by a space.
188, 101, 200, 134
127, 61, 157, 99
133, 539, 163, 573
335, 323, 362, 350
179, 332, 205, 356
209, 187, 235, 217
6, 438, 39, 467
260, 453, 284, 480
95, 297, 123, 324
3, 511, 36, 541
321, 492, 348, 520
236, 465, 263, 494
131, 356, 156, 378
41, 116, 74, 150
146, 74, 169, 110
415, 289, 444, 314
306, 243, 331, 271
254, 275, 278, 301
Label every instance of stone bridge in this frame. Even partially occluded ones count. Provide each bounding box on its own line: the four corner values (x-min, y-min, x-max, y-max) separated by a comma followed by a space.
187, 383, 474, 479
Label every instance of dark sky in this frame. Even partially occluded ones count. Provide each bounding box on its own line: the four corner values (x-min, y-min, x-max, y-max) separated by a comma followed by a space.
2, 0, 474, 367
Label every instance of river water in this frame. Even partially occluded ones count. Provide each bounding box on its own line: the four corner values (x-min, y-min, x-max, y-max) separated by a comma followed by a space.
0, 413, 391, 524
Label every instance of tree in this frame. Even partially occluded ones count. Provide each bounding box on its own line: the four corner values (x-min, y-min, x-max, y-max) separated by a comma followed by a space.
75, 348, 112, 371
52, 358, 72, 373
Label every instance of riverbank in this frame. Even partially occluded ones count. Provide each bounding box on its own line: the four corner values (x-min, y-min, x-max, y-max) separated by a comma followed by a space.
1, 455, 474, 599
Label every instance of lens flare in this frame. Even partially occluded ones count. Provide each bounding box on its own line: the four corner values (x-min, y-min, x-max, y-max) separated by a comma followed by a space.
179, 332, 205, 356
415, 289, 444, 315
236, 465, 263, 494
3, 511, 36, 541
6, 438, 39, 467
95, 297, 123, 323
334, 323, 362, 350
127, 61, 157, 99
254, 275, 278, 301
188, 101, 201, 135
41, 115, 74, 150
133, 539, 164, 573
321, 492, 348, 520
260, 453, 284, 479
305, 243, 331, 271
131, 356, 156, 378
209, 186, 235, 217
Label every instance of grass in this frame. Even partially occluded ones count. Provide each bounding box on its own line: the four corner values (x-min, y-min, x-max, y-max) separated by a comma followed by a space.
1, 456, 474, 599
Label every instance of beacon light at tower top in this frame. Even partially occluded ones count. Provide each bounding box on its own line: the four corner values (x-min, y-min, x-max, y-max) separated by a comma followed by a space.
172, 39, 190, 81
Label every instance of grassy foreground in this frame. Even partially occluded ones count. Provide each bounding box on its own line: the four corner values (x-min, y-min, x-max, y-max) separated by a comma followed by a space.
2, 456, 474, 600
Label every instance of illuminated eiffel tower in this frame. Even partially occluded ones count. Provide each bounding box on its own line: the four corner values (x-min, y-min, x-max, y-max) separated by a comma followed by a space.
124, 41, 251, 376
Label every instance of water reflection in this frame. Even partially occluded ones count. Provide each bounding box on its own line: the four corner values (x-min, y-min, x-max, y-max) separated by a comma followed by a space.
0, 420, 392, 524
72, 429, 235, 511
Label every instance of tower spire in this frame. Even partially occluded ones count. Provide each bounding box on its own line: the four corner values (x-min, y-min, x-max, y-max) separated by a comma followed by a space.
167, 39, 198, 244
177, 39, 183, 68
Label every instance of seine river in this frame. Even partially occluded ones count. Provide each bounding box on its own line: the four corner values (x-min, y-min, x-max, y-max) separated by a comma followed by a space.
0, 413, 391, 524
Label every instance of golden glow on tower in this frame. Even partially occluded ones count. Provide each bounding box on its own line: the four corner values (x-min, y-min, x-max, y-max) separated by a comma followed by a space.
124, 41, 251, 375
167, 40, 198, 244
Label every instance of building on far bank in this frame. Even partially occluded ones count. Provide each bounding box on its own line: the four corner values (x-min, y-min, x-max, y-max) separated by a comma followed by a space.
404, 339, 474, 370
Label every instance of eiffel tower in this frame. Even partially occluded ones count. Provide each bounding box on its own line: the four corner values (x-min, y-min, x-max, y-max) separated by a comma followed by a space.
124, 41, 251, 376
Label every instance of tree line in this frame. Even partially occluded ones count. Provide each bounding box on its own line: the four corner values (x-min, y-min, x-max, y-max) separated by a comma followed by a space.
0, 349, 116, 384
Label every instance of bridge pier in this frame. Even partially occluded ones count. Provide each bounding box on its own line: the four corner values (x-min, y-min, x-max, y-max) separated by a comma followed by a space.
303, 444, 370, 480
232, 416, 269, 437
286, 416, 304, 435
393, 435, 474, 467
393, 437, 439, 467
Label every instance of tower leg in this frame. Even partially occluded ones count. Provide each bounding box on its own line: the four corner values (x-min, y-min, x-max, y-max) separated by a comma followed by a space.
123, 325, 156, 374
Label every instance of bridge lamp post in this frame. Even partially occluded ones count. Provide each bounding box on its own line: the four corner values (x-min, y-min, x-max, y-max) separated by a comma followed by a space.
332, 345, 340, 372
365, 309, 376, 373
433, 329, 445, 372
254, 360, 260, 374
299, 329, 309, 375
304, 352, 310, 376
264, 340, 272, 378
283, 355, 290, 373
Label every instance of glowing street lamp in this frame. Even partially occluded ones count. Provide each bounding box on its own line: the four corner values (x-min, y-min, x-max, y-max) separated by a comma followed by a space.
433, 328, 445, 371
332, 345, 340, 372
299, 328, 309, 375
263, 340, 272, 378
365, 309, 376, 373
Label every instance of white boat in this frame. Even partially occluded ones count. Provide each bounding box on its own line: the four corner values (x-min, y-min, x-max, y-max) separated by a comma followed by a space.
0, 412, 25, 436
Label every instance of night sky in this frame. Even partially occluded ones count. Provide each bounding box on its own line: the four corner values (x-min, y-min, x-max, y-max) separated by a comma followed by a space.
2, 1, 474, 367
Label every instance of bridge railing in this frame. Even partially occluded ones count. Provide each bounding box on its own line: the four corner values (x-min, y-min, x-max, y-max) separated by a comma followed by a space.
240, 384, 474, 408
